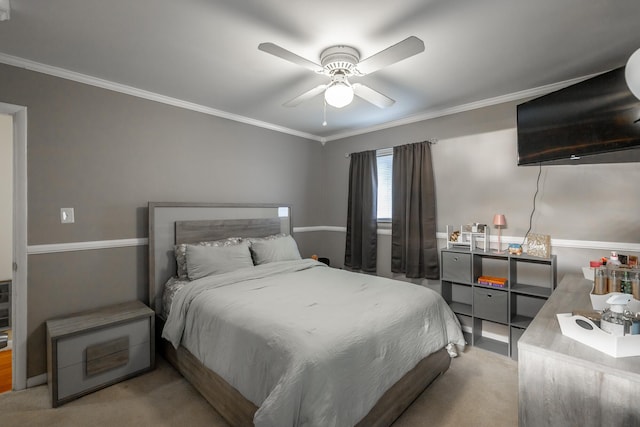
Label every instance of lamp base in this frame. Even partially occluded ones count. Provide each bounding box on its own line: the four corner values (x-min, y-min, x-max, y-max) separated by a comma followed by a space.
494, 230, 503, 254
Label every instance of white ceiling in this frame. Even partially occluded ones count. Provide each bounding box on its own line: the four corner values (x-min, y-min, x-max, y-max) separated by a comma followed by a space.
0, 0, 639, 142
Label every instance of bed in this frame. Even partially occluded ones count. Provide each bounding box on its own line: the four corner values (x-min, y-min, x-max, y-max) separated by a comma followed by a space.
149, 202, 465, 427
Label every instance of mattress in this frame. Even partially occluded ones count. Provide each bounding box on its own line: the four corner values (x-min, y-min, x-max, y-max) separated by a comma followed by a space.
162, 259, 464, 427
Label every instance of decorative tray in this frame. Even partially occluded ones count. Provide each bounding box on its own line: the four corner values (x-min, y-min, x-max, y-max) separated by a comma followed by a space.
557, 313, 640, 358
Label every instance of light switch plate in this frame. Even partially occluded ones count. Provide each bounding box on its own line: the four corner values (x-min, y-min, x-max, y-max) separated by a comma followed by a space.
60, 208, 75, 224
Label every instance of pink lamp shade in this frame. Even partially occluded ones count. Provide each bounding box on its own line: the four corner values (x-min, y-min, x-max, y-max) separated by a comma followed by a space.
493, 214, 506, 227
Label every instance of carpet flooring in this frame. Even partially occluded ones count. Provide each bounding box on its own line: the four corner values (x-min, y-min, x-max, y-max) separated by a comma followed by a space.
0, 346, 517, 426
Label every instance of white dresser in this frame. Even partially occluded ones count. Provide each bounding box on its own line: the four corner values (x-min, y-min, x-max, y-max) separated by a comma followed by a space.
46, 300, 155, 407
518, 275, 640, 426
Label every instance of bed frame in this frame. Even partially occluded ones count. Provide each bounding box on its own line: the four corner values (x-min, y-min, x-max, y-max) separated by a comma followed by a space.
148, 202, 451, 426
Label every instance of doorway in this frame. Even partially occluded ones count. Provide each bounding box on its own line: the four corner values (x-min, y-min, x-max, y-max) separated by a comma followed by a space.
0, 103, 27, 392
0, 113, 12, 392
0, 113, 10, 392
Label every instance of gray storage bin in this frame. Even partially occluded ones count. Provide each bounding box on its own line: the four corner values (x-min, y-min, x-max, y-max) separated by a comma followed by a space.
474, 287, 508, 323
442, 252, 471, 283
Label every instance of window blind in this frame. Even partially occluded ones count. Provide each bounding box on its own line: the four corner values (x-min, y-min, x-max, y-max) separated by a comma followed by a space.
376, 151, 392, 220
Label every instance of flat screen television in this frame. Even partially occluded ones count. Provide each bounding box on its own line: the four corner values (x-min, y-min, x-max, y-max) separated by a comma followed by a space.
517, 67, 640, 166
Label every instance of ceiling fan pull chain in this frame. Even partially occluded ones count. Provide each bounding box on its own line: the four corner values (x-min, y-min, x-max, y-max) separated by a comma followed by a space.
322, 99, 328, 126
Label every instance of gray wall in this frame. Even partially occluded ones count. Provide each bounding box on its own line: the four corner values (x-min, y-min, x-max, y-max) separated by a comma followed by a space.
2, 60, 640, 378
320, 101, 640, 286
0, 63, 324, 377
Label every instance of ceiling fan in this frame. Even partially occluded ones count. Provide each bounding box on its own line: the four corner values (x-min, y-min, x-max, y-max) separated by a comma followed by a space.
258, 36, 425, 109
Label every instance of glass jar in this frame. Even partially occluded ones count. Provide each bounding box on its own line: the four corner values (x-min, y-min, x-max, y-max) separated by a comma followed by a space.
593, 267, 608, 295
623, 310, 637, 335
632, 271, 640, 300
608, 269, 622, 293
601, 307, 627, 336
631, 312, 640, 335
621, 270, 632, 294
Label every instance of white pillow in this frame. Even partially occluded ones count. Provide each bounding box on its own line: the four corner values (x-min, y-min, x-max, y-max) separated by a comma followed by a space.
249, 234, 302, 265
186, 241, 253, 280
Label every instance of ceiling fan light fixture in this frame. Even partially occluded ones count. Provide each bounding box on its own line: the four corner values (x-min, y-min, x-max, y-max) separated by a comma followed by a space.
325, 81, 353, 108
626, 47, 640, 100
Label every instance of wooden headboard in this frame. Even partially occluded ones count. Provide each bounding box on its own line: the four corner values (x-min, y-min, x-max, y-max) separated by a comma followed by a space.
148, 202, 292, 313
175, 218, 281, 244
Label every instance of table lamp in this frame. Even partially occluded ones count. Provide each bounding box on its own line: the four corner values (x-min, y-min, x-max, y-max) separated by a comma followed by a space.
493, 214, 506, 253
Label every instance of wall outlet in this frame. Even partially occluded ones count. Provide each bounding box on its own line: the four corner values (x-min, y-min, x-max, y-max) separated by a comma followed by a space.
60, 208, 74, 224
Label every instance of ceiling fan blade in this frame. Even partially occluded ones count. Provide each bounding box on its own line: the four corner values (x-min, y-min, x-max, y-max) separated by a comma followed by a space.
283, 84, 328, 107
258, 42, 324, 73
352, 83, 395, 108
356, 36, 425, 75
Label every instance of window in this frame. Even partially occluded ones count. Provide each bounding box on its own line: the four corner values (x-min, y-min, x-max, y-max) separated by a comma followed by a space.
376, 149, 393, 221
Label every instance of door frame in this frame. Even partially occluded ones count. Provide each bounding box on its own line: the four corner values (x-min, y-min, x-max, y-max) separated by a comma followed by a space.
0, 102, 27, 391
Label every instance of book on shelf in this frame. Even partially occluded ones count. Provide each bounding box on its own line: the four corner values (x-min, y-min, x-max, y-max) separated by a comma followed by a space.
479, 281, 507, 288
477, 276, 507, 288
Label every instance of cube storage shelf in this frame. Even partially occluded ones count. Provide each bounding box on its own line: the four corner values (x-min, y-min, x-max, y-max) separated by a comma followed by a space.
441, 248, 557, 360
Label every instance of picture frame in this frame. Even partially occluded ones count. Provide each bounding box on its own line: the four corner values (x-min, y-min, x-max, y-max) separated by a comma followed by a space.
526, 233, 551, 258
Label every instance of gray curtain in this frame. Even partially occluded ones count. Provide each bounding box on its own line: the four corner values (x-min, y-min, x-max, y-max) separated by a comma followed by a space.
391, 141, 439, 279
344, 150, 378, 272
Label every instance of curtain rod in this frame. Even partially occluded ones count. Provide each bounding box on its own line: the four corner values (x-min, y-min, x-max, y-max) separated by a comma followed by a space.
344, 139, 438, 158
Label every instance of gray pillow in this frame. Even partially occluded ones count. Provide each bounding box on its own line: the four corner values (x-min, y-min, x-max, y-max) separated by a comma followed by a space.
249, 234, 302, 265
246, 233, 287, 244
174, 237, 243, 279
186, 241, 253, 280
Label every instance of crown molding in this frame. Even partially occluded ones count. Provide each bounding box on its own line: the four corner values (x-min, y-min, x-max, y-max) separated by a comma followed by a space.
323, 73, 601, 142
0, 52, 323, 142
0, 51, 602, 143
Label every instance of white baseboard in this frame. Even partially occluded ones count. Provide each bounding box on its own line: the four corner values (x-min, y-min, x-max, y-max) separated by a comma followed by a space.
26, 373, 47, 388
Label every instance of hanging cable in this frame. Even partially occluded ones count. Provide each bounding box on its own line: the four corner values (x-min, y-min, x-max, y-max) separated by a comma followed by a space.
522, 163, 542, 245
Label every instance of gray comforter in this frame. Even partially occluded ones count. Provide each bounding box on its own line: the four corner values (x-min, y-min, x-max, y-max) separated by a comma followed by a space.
163, 259, 464, 427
